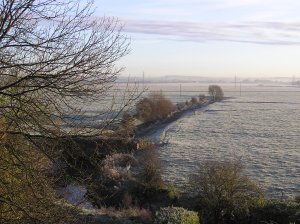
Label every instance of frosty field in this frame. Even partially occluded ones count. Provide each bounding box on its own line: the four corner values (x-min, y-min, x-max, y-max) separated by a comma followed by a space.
146, 83, 300, 199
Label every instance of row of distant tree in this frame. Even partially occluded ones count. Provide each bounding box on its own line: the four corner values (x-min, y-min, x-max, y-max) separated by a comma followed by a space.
135, 85, 224, 123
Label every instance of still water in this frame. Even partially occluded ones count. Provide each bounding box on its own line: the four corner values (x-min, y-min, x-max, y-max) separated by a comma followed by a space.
146, 83, 300, 199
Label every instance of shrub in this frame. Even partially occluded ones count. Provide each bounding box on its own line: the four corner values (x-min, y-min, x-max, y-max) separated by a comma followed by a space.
88, 153, 138, 206
189, 160, 264, 223
137, 144, 163, 192
121, 192, 133, 208
295, 195, 300, 203
101, 153, 138, 180
154, 207, 200, 224
117, 112, 136, 138
95, 206, 152, 223
191, 97, 198, 104
198, 94, 206, 103
0, 134, 76, 224
137, 137, 153, 150
208, 85, 224, 102
249, 200, 300, 224
136, 91, 175, 122
166, 185, 181, 201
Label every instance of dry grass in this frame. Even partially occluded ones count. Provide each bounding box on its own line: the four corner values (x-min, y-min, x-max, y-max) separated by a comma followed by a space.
78, 206, 152, 223
100, 206, 151, 218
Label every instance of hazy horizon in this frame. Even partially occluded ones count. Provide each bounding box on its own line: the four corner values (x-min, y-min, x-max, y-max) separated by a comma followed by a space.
118, 74, 299, 83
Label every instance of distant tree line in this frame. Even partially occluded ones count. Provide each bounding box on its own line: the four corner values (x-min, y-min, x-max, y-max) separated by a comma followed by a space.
136, 85, 224, 124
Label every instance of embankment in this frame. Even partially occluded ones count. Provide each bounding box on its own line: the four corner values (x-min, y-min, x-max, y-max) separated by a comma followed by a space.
135, 101, 211, 139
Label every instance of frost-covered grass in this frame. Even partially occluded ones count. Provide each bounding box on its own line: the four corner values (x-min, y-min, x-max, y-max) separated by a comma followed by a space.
154, 89, 300, 199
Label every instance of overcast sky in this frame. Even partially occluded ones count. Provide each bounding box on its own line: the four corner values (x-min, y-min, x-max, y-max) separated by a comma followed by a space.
94, 0, 300, 78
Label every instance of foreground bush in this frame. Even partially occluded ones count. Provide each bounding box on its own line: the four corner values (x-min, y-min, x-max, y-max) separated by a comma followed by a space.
0, 134, 76, 224
117, 112, 136, 138
154, 207, 200, 224
249, 200, 300, 224
190, 160, 264, 223
137, 144, 163, 194
166, 185, 180, 202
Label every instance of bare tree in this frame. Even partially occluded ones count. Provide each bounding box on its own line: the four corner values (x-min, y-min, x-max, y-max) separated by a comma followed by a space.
0, 0, 137, 222
0, 0, 131, 137
136, 91, 175, 122
117, 111, 136, 138
0, 131, 78, 224
208, 85, 224, 102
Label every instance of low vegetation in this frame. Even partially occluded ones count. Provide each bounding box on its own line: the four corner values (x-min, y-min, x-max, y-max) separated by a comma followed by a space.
248, 200, 300, 224
154, 207, 200, 224
198, 94, 206, 103
189, 160, 264, 224
0, 133, 77, 224
0, 0, 132, 222
79, 206, 152, 224
137, 143, 164, 194
208, 85, 224, 102
191, 96, 198, 104
117, 112, 136, 138
136, 91, 175, 122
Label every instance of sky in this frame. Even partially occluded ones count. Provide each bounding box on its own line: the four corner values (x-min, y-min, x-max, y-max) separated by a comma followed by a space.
93, 0, 300, 78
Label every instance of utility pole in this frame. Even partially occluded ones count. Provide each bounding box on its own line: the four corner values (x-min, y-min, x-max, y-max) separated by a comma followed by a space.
240, 82, 242, 96
235, 75, 237, 88
142, 72, 145, 88
292, 75, 295, 85
180, 84, 182, 98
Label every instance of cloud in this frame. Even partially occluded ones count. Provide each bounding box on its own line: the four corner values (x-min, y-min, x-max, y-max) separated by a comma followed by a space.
122, 19, 300, 45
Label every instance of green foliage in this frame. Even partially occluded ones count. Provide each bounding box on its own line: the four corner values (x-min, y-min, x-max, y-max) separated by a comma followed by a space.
154, 207, 200, 224
166, 185, 181, 201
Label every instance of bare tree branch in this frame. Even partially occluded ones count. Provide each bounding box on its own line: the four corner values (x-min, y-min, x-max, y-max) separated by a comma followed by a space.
0, 0, 132, 136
